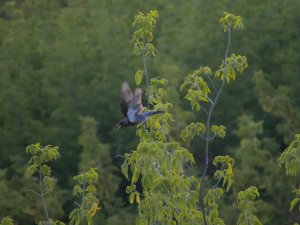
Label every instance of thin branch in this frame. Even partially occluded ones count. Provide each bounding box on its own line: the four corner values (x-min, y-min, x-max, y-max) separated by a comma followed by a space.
205, 74, 217, 93
201, 106, 209, 116
212, 177, 222, 190
209, 134, 217, 142
162, 115, 169, 166
199, 134, 207, 141
206, 96, 214, 105
39, 169, 51, 225
26, 189, 41, 197
199, 25, 231, 225
212, 165, 224, 190
142, 42, 150, 109
115, 155, 127, 159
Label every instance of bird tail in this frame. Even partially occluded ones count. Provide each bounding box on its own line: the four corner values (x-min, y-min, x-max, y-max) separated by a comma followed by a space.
143, 110, 165, 117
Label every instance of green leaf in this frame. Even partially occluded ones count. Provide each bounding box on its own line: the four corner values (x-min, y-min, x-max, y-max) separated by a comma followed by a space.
135, 70, 144, 85
121, 161, 129, 179
289, 197, 300, 212
129, 192, 135, 204
131, 169, 140, 184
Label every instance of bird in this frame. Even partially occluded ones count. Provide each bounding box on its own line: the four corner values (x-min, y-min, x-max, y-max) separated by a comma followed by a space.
116, 82, 164, 128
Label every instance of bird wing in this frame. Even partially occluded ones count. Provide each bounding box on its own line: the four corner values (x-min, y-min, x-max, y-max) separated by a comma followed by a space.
120, 82, 133, 117
133, 88, 144, 114
127, 88, 144, 122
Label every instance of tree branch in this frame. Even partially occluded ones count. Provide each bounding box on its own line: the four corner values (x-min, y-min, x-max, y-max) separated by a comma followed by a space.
39, 169, 51, 225
199, 25, 231, 225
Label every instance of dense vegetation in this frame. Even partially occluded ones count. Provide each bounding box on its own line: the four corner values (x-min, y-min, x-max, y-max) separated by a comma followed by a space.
0, 0, 299, 224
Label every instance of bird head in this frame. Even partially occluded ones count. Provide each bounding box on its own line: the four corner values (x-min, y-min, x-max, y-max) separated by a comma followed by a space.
115, 117, 131, 129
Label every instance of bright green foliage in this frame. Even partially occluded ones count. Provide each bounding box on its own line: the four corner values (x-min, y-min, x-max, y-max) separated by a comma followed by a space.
215, 54, 248, 83
0, 217, 14, 225
148, 78, 171, 111
137, 77, 173, 142
180, 67, 212, 111
25, 144, 61, 224
181, 122, 206, 141
135, 70, 144, 86
237, 186, 263, 225
132, 10, 159, 56
219, 12, 244, 31
211, 125, 226, 139
178, 11, 246, 225
122, 138, 201, 224
122, 10, 204, 224
204, 188, 225, 225
25, 144, 59, 192
278, 134, 300, 177
290, 188, 300, 212
213, 156, 234, 192
278, 134, 300, 213
69, 168, 100, 225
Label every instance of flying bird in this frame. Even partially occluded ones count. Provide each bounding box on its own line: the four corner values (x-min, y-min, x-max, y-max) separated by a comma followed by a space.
116, 82, 164, 128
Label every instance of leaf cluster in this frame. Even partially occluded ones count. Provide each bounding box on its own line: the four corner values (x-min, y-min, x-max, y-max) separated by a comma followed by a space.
219, 12, 244, 31
0, 217, 14, 225
204, 188, 225, 225
278, 134, 300, 176
180, 67, 211, 111
215, 54, 248, 83
237, 186, 262, 225
213, 156, 234, 192
69, 168, 100, 225
132, 10, 159, 56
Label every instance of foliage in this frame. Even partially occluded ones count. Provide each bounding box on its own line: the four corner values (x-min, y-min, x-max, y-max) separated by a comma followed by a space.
69, 168, 100, 225
253, 71, 300, 143
215, 54, 248, 82
278, 134, 300, 177
219, 12, 244, 31
180, 67, 212, 111
204, 188, 225, 225
278, 134, 300, 213
25, 144, 63, 224
0, 217, 14, 225
213, 156, 234, 192
132, 10, 159, 57
237, 186, 262, 225
0, 1, 300, 224
122, 10, 204, 225
78, 116, 120, 210
228, 115, 294, 224
181, 122, 206, 141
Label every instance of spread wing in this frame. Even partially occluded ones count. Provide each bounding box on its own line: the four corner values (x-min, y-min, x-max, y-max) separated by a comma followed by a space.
127, 88, 144, 122
120, 82, 133, 117
132, 88, 144, 114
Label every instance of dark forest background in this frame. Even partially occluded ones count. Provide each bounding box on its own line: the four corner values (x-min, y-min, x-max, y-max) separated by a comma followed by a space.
0, 0, 299, 224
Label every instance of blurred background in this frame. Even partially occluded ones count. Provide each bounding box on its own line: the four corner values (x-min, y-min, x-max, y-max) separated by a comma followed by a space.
0, 0, 299, 224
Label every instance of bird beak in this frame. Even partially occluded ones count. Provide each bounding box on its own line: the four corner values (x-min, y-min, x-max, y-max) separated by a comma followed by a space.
115, 123, 121, 129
